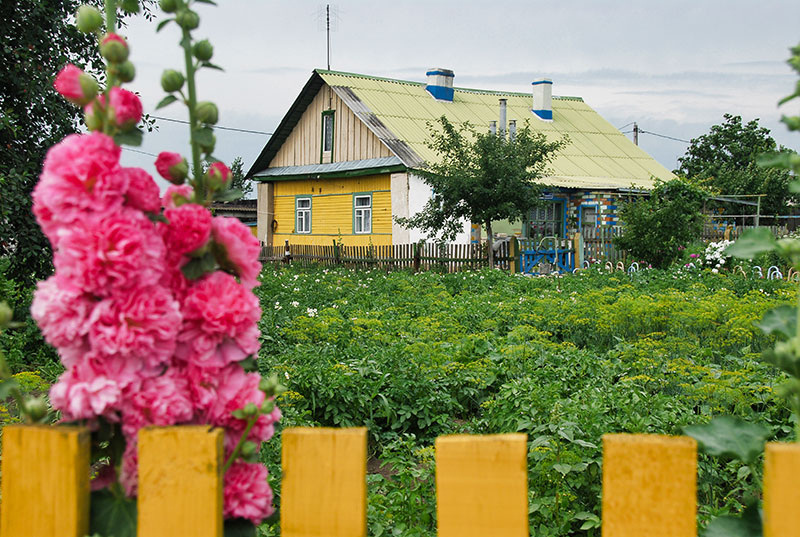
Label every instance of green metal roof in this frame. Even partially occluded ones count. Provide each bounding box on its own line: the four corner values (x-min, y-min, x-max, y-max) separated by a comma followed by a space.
248, 69, 674, 189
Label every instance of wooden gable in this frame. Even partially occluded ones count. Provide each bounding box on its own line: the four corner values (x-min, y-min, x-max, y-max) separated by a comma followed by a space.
270, 84, 394, 168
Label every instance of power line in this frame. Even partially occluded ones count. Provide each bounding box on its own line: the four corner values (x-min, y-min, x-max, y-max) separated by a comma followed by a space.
616, 121, 634, 131
149, 115, 273, 136
638, 129, 691, 143
123, 147, 158, 158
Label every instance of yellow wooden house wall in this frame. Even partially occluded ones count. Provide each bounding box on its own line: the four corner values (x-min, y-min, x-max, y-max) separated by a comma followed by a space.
270, 85, 393, 167
273, 174, 392, 246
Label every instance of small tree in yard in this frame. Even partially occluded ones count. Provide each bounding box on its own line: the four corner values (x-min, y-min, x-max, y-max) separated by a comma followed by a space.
614, 178, 709, 269
396, 116, 567, 266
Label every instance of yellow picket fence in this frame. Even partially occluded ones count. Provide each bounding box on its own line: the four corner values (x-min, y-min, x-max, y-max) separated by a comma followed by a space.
2, 426, 799, 537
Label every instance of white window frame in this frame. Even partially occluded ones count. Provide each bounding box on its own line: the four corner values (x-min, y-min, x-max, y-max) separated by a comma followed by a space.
353, 194, 372, 234
296, 197, 311, 234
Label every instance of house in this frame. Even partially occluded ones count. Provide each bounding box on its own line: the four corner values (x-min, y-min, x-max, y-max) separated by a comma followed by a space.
246, 68, 674, 247
210, 199, 258, 236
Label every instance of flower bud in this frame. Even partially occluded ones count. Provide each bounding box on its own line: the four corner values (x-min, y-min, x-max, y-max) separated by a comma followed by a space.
240, 441, 258, 458
0, 302, 12, 327
116, 60, 136, 83
159, 0, 177, 13
100, 33, 129, 63
23, 396, 48, 423
176, 9, 200, 30
84, 101, 104, 131
260, 399, 275, 414
53, 64, 98, 106
193, 40, 214, 61
76, 5, 103, 34
155, 152, 189, 184
242, 402, 259, 418
198, 133, 216, 154
196, 101, 218, 125
161, 69, 185, 93
783, 115, 800, 132
120, 0, 140, 14
206, 161, 231, 188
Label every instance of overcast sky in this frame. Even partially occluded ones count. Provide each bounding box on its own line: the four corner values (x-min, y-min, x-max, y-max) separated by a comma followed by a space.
119, 1, 800, 194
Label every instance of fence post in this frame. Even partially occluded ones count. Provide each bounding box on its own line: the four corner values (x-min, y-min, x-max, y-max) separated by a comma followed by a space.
137, 426, 224, 537
602, 434, 697, 537
573, 231, 583, 270
332, 239, 341, 266
0, 425, 90, 537
763, 442, 800, 536
509, 237, 518, 274
281, 427, 367, 537
436, 433, 528, 537
413, 241, 423, 272
283, 239, 291, 264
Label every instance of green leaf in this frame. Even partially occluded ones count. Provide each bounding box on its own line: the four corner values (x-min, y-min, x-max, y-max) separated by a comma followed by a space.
790, 179, 800, 194
194, 126, 215, 147
181, 252, 217, 280
0, 378, 20, 399
757, 305, 797, 340
683, 416, 769, 464
194, 0, 218, 4
552, 463, 572, 476
89, 490, 137, 537
213, 188, 243, 202
145, 212, 169, 224
757, 152, 794, 170
239, 356, 257, 372
703, 501, 762, 537
155, 95, 179, 110
224, 518, 256, 537
156, 18, 173, 32
113, 128, 143, 147
201, 61, 225, 71
725, 228, 778, 259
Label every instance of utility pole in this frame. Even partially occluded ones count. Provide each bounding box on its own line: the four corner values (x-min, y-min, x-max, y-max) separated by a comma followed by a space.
633, 122, 639, 146
326, 4, 331, 70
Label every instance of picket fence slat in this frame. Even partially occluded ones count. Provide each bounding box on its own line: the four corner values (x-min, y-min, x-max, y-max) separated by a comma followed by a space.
602, 434, 697, 537
9, 426, 800, 536
138, 426, 224, 537
281, 427, 367, 537
763, 442, 800, 537
436, 433, 528, 537
0, 425, 90, 537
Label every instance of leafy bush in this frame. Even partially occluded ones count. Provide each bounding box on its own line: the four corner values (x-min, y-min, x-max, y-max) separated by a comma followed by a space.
614, 179, 708, 268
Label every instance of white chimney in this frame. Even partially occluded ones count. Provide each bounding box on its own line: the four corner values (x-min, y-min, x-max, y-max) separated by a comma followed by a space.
425, 68, 454, 102
532, 79, 553, 121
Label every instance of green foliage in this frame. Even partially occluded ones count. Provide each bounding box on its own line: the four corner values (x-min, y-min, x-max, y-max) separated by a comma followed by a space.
675, 114, 796, 215
254, 265, 794, 536
614, 178, 708, 268
89, 490, 137, 537
396, 116, 566, 263
0, 0, 101, 284
684, 416, 769, 465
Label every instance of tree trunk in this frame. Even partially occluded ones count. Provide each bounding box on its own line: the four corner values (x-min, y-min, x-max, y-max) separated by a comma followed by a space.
486, 220, 494, 268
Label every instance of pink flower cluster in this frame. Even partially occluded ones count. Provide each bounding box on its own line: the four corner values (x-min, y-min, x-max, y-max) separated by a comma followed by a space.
31, 131, 276, 524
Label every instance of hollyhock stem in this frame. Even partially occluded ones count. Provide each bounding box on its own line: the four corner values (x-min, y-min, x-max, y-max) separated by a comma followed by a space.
222, 416, 257, 473
180, 25, 204, 201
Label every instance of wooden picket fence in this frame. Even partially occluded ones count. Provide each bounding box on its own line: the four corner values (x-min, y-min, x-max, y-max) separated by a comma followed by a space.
3, 425, 800, 537
259, 241, 513, 273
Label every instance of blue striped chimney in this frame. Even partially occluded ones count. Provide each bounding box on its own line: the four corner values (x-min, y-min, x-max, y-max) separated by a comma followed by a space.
425, 68, 455, 102
532, 78, 553, 121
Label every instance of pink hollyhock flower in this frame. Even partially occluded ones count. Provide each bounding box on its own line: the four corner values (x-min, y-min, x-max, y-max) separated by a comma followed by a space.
54, 208, 165, 296
88, 88, 142, 129
53, 64, 97, 106
223, 461, 274, 524
87, 286, 181, 369
212, 217, 262, 289
161, 204, 212, 255
123, 167, 161, 213
176, 272, 261, 368
82, 351, 154, 393
162, 184, 194, 209
50, 367, 122, 420
91, 463, 117, 491
155, 152, 188, 184
30, 275, 93, 353
120, 370, 195, 438
33, 133, 126, 240
206, 162, 231, 186
119, 442, 138, 497
100, 33, 129, 63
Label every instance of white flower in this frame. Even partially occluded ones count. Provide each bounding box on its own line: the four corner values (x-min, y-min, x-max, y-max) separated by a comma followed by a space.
291, 301, 299, 307
307, 308, 318, 317
712, 268, 719, 274
274, 302, 282, 310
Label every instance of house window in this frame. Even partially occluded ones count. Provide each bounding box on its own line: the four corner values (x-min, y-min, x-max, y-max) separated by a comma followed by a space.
528, 201, 563, 238
354, 194, 372, 234
321, 110, 335, 162
296, 197, 311, 233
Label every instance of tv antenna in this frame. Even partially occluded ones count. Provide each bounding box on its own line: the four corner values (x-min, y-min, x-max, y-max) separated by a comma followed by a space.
317, 4, 339, 70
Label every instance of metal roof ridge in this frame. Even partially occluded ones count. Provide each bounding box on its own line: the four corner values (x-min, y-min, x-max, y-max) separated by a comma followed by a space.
315, 69, 583, 101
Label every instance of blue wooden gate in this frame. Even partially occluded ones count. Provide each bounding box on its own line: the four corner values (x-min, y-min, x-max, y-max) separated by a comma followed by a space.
518, 237, 574, 274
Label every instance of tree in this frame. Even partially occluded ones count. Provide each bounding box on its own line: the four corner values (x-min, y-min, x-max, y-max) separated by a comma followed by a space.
228, 156, 253, 198
675, 114, 795, 215
396, 116, 567, 265
0, 0, 100, 285
614, 178, 708, 269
